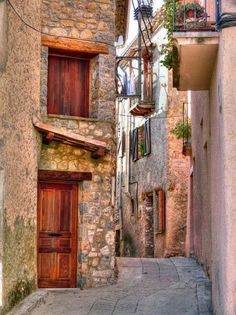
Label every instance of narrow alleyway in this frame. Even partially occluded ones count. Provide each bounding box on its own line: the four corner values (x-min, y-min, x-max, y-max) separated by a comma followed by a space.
27, 257, 212, 315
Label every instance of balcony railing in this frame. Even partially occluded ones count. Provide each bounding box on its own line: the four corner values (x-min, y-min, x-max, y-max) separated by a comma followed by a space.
173, 0, 216, 32
116, 56, 154, 104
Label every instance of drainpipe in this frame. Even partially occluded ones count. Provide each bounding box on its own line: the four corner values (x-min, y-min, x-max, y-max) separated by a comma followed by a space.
138, 8, 142, 100
0, 0, 8, 71
217, 0, 236, 29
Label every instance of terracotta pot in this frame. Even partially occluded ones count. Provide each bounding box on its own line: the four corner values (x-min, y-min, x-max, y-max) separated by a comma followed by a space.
183, 142, 192, 156
186, 9, 195, 18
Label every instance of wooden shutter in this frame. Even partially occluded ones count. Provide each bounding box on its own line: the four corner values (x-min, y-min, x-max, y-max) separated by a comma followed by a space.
118, 129, 126, 158
131, 128, 138, 161
47, 52, 89, 117
156, 190, 165, 234
144, 119, 151, 156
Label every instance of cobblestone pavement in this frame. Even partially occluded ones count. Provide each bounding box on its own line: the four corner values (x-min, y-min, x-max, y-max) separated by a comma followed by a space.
29, 257, 212, 315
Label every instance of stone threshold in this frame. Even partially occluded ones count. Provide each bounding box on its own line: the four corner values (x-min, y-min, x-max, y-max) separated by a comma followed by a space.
7, 290, 48, 315
8, 288, 86, 315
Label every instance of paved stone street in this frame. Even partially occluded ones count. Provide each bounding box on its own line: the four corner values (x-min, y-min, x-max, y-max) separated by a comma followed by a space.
28, 257, 212, 315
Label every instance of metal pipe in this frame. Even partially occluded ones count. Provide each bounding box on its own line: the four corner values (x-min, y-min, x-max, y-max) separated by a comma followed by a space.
184, 0, 186, 31
173, 0, 176, 31
138, 9, 142, 99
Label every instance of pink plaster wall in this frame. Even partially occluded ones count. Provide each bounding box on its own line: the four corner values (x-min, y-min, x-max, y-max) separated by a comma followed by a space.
189, 20, 236, 315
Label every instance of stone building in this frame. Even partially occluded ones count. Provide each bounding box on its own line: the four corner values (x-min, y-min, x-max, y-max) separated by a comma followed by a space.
116, 6, 189, 258
172, 0, 236, 314
0, 0, 127, 313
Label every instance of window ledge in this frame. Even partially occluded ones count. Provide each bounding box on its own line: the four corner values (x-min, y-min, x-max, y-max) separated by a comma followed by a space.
46, 114, 100, 122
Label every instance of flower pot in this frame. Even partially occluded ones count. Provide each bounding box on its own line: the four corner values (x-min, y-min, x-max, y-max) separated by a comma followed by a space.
183, 141, 192, 156
186, 9, 195, 18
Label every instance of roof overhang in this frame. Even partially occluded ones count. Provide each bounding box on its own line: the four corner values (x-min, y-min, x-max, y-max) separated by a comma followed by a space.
173, 32, 219, 91
33, 117, 110, 159
129, 102, 155, 116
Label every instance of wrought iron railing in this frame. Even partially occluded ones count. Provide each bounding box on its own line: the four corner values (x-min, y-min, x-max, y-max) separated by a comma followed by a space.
116, 56, 154, 104
173, 0, 216, 32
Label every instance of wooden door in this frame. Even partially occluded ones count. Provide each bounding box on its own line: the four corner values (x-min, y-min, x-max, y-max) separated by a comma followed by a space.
37, 182, 78, 288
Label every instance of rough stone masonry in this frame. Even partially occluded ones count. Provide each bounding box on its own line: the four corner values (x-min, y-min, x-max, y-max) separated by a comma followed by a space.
40, 0, 117, 289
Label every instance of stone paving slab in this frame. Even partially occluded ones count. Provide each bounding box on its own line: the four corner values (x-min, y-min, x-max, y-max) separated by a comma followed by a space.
9, 257, 213, 315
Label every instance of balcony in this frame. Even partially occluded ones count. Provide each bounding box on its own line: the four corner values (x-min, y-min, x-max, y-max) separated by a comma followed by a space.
172, 0, 219, 91
116, 54, 155, 116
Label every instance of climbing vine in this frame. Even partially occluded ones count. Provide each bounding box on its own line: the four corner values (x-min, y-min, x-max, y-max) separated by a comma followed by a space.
160, 0, 179, 70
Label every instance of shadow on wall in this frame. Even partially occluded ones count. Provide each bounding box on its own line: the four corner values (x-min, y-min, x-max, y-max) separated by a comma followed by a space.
124, 232, 136, 257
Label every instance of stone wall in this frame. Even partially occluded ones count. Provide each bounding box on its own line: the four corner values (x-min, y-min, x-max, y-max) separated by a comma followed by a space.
41, 0, 116, 121
39, 117, 115, 287
0, 0, 41, 313
40, 0, 117, 287
41, 0, 116, 44
165, 72, 189, 257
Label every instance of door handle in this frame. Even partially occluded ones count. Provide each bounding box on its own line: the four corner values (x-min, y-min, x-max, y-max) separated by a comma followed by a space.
48, 233, 62, 237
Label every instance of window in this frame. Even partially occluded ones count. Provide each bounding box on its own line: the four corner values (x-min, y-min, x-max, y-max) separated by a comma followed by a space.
118, 128, 126, 158
131, 128, 138, 161
131, 119, 151, 161
144, 119, 151, 155
47, 49, 89, 117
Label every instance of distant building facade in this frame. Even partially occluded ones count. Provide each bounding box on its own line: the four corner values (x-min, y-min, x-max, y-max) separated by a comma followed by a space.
116, 9, 189, 258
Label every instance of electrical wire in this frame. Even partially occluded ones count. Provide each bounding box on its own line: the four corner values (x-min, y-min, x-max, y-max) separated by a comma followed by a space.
137, 0, 153, 44
116, 113, 187, 120
7, 0, 115, 48
140, 0, 153, 30
131, 0, 151, 59
217, 12, 236, 29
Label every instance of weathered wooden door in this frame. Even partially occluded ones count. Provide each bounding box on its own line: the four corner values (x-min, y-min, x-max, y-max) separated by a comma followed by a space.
37, 182, 78, 288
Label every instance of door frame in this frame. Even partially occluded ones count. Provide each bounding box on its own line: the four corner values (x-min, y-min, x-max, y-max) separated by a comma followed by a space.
37, 170, 86, 288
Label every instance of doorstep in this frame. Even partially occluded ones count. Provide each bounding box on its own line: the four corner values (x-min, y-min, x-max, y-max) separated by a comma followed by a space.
7, 290, 48, 315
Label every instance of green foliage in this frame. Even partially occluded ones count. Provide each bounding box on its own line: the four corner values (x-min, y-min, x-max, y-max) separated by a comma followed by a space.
171, 120, 191, 140
8, 278, 34, 308
160, 0, 178, 70
139, 140, 145, 157
180, 3, 204, 17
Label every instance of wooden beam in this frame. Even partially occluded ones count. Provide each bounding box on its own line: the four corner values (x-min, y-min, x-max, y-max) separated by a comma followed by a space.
91, 148, 106, 159
38, 170, 92, 182
42, 35, 109, 55
33, 116, 110, 152
43, 132, 54, 144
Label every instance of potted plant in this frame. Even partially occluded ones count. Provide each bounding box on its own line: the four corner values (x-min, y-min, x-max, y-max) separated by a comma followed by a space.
182, 140, 192, 156
170, 120, 191, 140
180, 2, 204, 18
170, 120, 192, 156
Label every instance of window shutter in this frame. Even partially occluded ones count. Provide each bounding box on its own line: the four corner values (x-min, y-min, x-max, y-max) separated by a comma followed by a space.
144, 119, 151, 156
157, 190, 165, 234
118, 129, 126, 158
131, 128, 138, 161
47, 52, 89, 117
